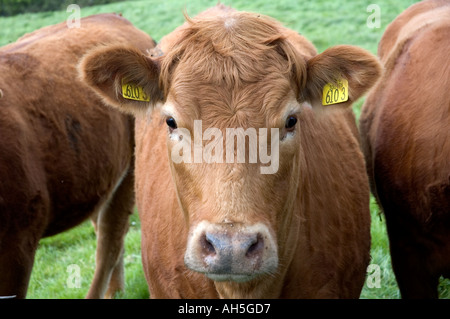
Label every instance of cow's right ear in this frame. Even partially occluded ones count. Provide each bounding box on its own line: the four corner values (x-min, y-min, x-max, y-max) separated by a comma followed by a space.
79, 45, 162, 116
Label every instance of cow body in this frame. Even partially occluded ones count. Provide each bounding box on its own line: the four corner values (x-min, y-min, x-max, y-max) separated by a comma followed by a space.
0, 14, 155, 298
359, 0, 450, 298
81, 5, 380, 298
136, 104, 371, 298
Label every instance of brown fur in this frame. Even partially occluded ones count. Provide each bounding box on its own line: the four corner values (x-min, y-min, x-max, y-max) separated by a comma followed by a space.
0, 14, 155, 298
359, 0, 450, 298
81, 5, 381, 298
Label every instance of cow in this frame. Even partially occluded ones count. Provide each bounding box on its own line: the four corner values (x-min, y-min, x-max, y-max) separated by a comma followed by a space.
359, 0, 450, 299
0, 13, 155, 298
80, 5, 381, 298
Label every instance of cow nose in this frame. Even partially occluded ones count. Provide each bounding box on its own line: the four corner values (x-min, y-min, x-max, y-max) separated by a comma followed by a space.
200, 230, 264, 273
184, 221, 278, 282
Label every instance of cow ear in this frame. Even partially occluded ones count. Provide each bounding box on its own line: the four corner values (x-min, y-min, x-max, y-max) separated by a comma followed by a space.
79, 45, 163, 116
304, 45, 381, 110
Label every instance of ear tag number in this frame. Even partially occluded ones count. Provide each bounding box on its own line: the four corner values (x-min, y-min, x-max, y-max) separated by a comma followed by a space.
322, 79, 348, 106
121, 78, 150, 102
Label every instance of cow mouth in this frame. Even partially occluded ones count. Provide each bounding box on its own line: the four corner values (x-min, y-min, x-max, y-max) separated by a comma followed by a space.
187, 259, 276, 283
204, 273, 257, 283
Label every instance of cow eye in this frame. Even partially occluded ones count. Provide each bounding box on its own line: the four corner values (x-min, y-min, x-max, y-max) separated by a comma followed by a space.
285, 116, 297, 131
166, 117, 177, 130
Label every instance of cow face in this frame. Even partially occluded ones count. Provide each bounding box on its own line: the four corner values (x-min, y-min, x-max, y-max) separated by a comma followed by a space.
159, 90, 301, 282
80, 11, 380, 285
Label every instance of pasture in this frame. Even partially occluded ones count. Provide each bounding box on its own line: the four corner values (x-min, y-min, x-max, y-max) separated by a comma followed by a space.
0, 0, 448, 298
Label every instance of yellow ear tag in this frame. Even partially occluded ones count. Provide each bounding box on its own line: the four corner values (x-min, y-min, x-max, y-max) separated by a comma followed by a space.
322, 78, 348, 106
121, 78, 150, 102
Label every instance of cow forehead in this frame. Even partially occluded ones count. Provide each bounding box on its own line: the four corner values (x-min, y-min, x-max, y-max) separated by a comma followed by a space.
159, 10, 306, 127
170, 76, 294, 126
164, 83, 299, 130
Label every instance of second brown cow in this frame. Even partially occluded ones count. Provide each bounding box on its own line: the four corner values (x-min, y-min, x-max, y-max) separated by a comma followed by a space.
0, 14, 155, 298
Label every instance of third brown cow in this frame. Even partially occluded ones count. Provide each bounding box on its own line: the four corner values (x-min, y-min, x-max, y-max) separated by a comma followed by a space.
360, 0, 450, 298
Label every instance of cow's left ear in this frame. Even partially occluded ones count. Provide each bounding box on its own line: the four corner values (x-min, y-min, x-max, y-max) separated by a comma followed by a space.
79, 45, 163, 116
304, 45, 382, 110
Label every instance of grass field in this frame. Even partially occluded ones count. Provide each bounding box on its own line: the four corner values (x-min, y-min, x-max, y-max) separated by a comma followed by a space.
1, 0, 448, 299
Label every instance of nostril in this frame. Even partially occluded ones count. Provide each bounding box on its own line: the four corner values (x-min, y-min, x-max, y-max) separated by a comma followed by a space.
201, 233, 216, 256
246, 234, 264, 258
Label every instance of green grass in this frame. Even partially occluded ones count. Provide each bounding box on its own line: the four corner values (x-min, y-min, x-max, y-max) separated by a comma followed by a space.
2, 0, 448, 299
28, 212, 149, 299
0, 0, 418, 51
360, 198, 400, 299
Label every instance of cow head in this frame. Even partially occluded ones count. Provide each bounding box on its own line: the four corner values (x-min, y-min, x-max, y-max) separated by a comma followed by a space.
80, 10, 380, 291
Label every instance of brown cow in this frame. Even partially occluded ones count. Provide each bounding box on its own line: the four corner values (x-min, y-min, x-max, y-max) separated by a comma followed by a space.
0, 14, 155, 298
359, 0, 450, 298
80, 5, 381, 298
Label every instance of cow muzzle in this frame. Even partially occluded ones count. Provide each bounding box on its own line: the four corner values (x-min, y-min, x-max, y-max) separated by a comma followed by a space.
184, 221, 278, 282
